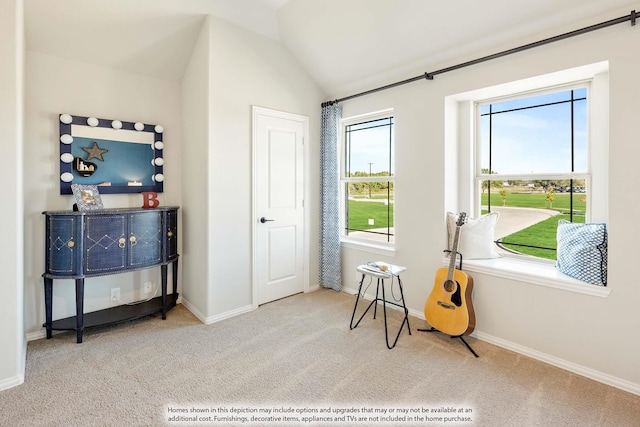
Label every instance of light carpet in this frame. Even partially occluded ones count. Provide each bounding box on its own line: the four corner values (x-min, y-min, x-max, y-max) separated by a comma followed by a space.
1, 288, 639, 426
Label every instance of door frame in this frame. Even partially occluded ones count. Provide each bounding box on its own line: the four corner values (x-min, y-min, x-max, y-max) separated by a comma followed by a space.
251, 106, 310, 308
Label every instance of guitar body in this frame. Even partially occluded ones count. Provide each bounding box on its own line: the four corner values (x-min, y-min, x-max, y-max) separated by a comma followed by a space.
424, 267, 476, 337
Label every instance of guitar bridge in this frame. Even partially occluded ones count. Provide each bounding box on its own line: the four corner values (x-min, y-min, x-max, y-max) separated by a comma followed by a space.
437, 301, 456, 310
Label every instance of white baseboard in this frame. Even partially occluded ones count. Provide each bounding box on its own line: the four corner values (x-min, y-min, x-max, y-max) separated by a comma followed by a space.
0, 373, 24, 392
184, 287, 323, 325
307, 284, 321, 292
340, 288, 640, 396
474, 330, 640, 396
0, 338, 26, 391
178, 298, 205, 323
180, 298, 254, 325
26, 330, 46, 342
202, 304, 254, 325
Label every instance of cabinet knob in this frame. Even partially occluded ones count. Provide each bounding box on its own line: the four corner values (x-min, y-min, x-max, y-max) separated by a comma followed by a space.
67, 240, 75, 248
118, 237, 126, 248
129, 236, 137, 246
167, 231, 173, 237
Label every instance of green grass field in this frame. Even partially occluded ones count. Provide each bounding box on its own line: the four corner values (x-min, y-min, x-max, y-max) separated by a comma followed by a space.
482, 191, 586, 214
347, 191, 586, 260
347, 199, 393, 231
499, 214, 585, 259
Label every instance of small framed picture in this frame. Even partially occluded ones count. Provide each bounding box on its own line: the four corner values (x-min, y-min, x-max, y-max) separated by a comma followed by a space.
71, 184, 104, 211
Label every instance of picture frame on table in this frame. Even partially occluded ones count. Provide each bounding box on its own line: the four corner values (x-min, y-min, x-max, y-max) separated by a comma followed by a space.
71, 184, 104, 211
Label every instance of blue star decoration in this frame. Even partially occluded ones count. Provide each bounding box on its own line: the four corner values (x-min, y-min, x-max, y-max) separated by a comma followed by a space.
82, 141, 109, 161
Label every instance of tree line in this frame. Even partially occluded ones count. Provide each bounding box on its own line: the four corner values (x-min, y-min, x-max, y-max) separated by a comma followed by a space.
481, 169, 585, 192
347, 171, 393, 196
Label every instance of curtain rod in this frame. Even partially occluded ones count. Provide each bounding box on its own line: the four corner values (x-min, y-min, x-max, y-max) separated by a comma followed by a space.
321, 10, 637, 107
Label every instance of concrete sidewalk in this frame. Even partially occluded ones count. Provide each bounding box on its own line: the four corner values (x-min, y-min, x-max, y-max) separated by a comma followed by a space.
489, 206, 560, 239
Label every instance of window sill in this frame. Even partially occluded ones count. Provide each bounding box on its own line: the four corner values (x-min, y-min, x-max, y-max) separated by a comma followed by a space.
446, 256, 611, 298
341, 238, 396, 257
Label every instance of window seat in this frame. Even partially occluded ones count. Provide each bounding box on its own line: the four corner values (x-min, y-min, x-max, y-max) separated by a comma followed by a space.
444, 256, 611, 298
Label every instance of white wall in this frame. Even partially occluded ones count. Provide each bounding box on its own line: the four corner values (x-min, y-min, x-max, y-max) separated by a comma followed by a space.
339, 14, 640, 393
180, 15, 324, 322
23, 52, 183, 336
180, 17, 213, 321
0, 0, 25, 391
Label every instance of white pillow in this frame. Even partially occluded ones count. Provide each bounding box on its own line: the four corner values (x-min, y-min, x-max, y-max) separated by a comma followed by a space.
447, 212, 500, 260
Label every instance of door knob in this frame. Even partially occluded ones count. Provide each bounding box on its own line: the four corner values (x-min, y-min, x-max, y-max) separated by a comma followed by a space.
260, 217, 274, 223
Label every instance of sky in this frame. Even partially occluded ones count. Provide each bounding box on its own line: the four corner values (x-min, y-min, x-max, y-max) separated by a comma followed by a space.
479, 87, 587, 175
344, 117, 394, 176
343, 87, 587, 177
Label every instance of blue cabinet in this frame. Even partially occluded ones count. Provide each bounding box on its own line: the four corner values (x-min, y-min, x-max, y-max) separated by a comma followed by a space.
43, 207, 179, 343
45, 214, 83, 276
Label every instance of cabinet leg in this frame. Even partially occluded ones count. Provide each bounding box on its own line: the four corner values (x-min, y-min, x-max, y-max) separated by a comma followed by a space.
75, 278, 84, 344
161, 264, 168, 320
44, 278, 53, 339
172, 259, 179, 306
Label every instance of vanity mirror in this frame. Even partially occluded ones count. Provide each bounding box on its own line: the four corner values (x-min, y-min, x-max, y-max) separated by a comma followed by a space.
59, 114, 164, 194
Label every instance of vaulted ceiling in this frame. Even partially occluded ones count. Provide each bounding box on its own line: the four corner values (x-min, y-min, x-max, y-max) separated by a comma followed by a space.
24, 0, 638, 97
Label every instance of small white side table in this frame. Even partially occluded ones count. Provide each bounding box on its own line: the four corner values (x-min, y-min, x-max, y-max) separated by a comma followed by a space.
349, 263, 412, 349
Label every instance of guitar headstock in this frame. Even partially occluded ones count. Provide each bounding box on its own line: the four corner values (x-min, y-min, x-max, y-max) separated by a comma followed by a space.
456, 212, 468, 227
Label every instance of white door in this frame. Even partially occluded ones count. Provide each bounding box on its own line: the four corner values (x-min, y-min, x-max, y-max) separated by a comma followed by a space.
253, 107, 307, 305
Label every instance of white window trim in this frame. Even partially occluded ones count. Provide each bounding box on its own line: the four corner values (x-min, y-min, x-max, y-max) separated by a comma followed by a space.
442, 257, 610, 298
445, 62, 610, 296
341, 238, 397, 257
339, 109, 396, 249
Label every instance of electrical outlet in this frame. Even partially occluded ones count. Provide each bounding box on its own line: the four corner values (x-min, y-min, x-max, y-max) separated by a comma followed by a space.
144, 282, 153, 294
110, 287, 120, 302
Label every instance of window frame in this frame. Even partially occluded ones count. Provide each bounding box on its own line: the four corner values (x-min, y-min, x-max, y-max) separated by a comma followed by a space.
473, 82, 592, 259
339, 109, 396, 251
445, 62, 610, 296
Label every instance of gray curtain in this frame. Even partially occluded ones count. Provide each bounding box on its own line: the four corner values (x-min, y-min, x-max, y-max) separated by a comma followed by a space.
320, 103, 342, 291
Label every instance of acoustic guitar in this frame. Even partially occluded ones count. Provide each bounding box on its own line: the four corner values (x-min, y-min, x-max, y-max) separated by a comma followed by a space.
424, 212, 476, 337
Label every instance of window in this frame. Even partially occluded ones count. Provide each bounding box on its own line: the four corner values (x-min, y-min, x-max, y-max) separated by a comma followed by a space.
477, 86, 589, 260
446, 62, 609, 295
340, 111, 394, 245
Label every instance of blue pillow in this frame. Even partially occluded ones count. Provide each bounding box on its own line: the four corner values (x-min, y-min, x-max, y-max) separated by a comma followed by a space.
556, 220, 607, 286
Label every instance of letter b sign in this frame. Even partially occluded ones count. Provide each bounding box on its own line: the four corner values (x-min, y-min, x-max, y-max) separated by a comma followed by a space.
141, 192, 160, 209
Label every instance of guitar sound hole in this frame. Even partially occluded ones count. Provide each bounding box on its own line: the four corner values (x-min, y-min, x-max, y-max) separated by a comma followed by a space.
444, 279, 462, 307
443, 279, 456, 293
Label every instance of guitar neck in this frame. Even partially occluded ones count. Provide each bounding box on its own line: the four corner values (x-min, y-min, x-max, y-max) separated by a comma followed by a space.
448, 225, 461, 281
